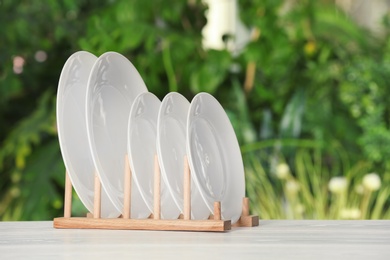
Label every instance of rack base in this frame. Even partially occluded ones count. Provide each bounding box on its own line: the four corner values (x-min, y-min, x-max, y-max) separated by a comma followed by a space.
54, 156, 259, 232
233, 215, 259, 227
53, 217, 231, 232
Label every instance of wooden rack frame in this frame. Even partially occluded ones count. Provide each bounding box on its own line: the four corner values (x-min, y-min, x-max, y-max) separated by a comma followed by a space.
53, 156, 259, 232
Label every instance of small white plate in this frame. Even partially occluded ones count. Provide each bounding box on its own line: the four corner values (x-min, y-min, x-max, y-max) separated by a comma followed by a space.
186, 93, 245, 223
127, 92, 180, 219
157, 92, 210, 219
86, 52, 149, 218
57, 51, 120, 218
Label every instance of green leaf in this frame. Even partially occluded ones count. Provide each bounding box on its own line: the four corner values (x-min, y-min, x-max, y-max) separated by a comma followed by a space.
279, 88, 306, 138
190, 50, 231, 94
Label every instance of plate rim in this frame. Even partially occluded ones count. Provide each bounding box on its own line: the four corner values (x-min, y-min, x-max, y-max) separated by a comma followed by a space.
56, 51, 121, 218
157, 92, 211, 220
186, 92, 245, 223
127, 92, 160, 215
85, 51, 149, 217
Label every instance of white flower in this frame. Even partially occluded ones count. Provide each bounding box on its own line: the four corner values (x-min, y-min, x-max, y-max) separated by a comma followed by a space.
328, 176, 348, 194
349, 208, 361, 219
295, 204, 305, 214
340, 208, 361, 219
354, 184, 364, 195
362, 173, 381, 191
285, 180, 300, 196
276, 163, 290, 180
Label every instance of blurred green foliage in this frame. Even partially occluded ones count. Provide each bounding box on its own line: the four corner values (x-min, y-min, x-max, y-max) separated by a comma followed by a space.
0, 0, 389, 220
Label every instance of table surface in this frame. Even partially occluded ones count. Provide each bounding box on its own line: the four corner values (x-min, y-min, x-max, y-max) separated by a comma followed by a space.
0, 220, 389, 260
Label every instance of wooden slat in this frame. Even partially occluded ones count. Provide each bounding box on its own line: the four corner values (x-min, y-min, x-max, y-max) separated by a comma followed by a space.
93, 172, 101, 219
123, 155, 131, 219
53, 217, 231, 232
183, 156, 191, 220
153, 155, 161, 220
232, 197, 259, 227
214, 202, 221, 220
64, 171, 72, 218
242, 197, 250, 216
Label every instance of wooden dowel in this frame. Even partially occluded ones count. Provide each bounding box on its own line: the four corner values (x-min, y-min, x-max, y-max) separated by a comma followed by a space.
242, 197, 250, 216
93, 172, 101, 219
214, 201, 221, 220
123, 155, 131, 219
183, 156, 191, 220
153, 155, 161, 220
64, 170, 72, 218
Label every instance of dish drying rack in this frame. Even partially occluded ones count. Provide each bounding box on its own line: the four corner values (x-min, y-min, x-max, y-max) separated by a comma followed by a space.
53, 155, 259, 232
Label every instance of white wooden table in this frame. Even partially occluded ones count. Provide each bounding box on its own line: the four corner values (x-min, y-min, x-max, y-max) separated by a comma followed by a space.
1, 220, 389, 259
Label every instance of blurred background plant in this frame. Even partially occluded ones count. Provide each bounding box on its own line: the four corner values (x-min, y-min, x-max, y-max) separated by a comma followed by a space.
0, 0, 389, 220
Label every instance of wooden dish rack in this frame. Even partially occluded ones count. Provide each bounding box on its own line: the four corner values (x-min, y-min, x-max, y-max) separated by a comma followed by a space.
53, 155, 259, 232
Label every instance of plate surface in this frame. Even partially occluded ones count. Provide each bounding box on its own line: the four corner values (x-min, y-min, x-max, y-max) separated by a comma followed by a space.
128, 92, 181, 219
157, 92, 210, 219
86, 52, 149, 218
186, 93, 245, 223
57, 51, 120, 218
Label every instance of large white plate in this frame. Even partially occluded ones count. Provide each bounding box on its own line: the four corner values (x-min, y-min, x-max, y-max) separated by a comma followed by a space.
57, 51, 120, 218
157, 92, 210, 219
127, 92, 180, 219
86, 52, 149, 218
186, 92, 245, 223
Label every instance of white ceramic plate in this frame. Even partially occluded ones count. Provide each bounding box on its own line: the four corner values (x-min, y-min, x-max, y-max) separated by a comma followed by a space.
86, 51, 149, 218
57, 51, 120, 218
157, 92, 210, 219
186, 92, 245, 223
127, 92, 180, 219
